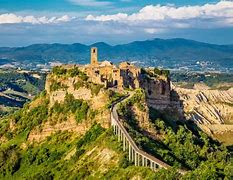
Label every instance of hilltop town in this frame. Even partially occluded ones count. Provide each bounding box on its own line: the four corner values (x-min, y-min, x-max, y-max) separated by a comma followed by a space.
49, 47, 172, 110
0, 47, 232, 179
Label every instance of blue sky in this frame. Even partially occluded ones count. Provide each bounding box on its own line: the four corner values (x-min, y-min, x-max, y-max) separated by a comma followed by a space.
0, 0, 218, 12
0, 0, 233, 46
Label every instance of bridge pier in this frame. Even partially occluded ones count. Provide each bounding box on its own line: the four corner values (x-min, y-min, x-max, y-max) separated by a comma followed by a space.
110, 101, 179, 174
118, 127, 120, 141
129, 145, 131, 161
123, 136, 126, 151
112, 121, 166, 171
134, 151, 137, 166
137, 153, 140, 166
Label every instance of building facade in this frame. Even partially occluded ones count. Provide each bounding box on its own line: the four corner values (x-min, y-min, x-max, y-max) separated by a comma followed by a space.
83, 47, 141, 90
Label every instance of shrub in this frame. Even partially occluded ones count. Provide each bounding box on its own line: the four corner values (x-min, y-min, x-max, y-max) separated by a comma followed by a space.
154, 68, 170, 78
74, 149, 85, 160
67, 67, 81, 77
74, 81, 84, 90
154, 68, 162, 75
88, 109, 98, 120
13, 97, 49, 134
75, 102, 89, 123
119, 153, 131, 168
118, 89, 145, 116
50, 81, 68, 91
86, 83, 103, 96
0, 146, 21, 176
52, 66, 89, 81
52, 66, 67, 76
161, 70, 170, 78
76, 123, 105, 148
106, 90, 124, 108
50, 94, 90, 124
79, 72, 88, 81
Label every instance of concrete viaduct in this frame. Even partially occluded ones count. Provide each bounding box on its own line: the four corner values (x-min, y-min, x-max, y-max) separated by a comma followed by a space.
110, 95, 186, 174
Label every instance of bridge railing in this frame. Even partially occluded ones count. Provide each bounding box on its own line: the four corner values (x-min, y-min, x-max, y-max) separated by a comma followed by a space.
110, 95, 186, 174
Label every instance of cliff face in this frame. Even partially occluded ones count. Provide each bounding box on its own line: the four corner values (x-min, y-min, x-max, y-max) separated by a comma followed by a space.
174, 84, 233, 144
140, 73, 171, 110
46, 75, 107, 109
175, 86, 233, 125
45, 75, 91, 104
25, 73, 114, 143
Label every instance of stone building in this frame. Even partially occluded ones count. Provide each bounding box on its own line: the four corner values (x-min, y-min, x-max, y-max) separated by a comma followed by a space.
83, 47, 141, 90
48, 47, 172, 110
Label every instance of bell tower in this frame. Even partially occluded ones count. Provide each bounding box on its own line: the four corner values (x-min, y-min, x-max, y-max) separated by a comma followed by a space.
91, 47, 98, 66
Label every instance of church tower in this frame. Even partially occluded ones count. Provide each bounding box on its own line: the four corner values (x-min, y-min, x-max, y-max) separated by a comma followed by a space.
91, 47, 98, 66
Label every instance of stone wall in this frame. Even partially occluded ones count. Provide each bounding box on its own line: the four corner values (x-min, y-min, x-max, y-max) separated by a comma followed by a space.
140, 76, 171, 110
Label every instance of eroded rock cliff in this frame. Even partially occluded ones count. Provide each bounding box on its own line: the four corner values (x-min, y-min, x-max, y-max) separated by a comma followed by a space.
173, 84, 233, 144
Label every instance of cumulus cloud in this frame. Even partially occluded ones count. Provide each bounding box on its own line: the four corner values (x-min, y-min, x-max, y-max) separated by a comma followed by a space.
0, 14, 73, 24
86, 1, 233, 30
144, 28, 165, 34
68, 0, 112, 7
1, 1, 233, 46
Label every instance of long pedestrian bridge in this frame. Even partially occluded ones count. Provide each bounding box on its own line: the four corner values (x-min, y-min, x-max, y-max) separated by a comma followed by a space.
110, 95, 186, 174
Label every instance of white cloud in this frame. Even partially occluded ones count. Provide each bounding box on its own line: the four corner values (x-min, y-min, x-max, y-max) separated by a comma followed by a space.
0, 14, 73, 24
144, 28, 164, 34
86, 13, 128, 21
68, 0, 112, 7
85, 1, 233, 29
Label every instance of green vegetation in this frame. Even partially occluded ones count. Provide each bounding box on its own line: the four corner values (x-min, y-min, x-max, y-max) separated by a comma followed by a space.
87, 82, 104, 96
0, 94, 49, 142
73, 80, 84, 90
0, 145, 21, 176
50, 93, 90, 124
74, 80, 104, 96
0, 122, 169, 179
0, 69, 46, 116
50, 80, 68, 91
154, 68, 170, 78
76, 123, 105, 148
52, 66, 67, 76
118, 89, 146, 116
0, 70, 46, 94
75, 101, 89, 123
50, 66, 94, 92
118, 91, 233, 179
52, 66, 88, 81
48, 66, 104, 95
141, 68, 170, 80
171, 72, 233, 89
106, 90, 125, 108
0, 66, 232, 179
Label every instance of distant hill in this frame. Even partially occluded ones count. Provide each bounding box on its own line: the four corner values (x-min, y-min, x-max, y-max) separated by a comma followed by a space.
0, 38, 233, 71
0, 69, 46, 116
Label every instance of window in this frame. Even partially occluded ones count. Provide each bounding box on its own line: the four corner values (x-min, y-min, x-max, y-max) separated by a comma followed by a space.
114, 80, 118, 86
148, 89, 152, 95
161, 84, 166, 95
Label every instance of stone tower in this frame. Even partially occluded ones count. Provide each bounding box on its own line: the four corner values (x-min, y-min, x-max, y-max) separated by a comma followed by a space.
91, 47, 98, 66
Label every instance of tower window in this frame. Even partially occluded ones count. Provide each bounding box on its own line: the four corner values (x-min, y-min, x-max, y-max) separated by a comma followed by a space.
93, 49, 96, 53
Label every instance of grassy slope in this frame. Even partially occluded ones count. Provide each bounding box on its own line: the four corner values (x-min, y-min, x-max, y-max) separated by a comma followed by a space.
0, 123, 158, 179
0, 87, 164, 179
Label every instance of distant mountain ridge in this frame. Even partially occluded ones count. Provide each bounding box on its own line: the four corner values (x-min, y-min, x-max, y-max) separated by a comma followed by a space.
0, 38, 233, 71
